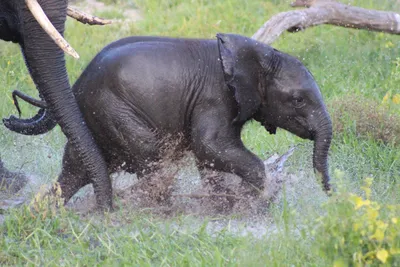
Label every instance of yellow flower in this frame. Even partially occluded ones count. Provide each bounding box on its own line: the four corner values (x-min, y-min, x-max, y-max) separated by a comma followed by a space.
365, 177, 373, 187
333, 259, 346, 267
7, 60, 10, 65
385, 41, 394, 48
367, 207, 379, 220
376, 220, 388, 230
392, 218, 398, 224
382, 92, 390, 104
351, 196, 371, 210
370, 228, 385, 242
362, 186, 371, 199
376, 249, 389, 263
353, 222, 361, 231
393, 94, 400, 104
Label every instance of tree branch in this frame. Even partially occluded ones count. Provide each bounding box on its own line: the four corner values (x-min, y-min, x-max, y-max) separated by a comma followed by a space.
67, 6, 113, 25
252, 0, 400, 44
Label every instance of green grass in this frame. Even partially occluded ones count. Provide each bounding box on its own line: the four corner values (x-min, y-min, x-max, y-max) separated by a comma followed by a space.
0, 0, 400, 265
0, 204, 320, 266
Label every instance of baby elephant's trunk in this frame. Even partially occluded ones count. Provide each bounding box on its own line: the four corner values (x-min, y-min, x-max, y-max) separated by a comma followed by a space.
312, 109, 333, 192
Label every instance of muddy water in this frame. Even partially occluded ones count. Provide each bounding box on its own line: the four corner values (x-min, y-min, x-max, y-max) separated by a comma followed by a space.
66, 149, 294, 214
1, 147, 326, 237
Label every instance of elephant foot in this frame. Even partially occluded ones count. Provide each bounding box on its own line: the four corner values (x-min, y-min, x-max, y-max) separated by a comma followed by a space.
0, 160, 28, 195
194, 148, 296, 216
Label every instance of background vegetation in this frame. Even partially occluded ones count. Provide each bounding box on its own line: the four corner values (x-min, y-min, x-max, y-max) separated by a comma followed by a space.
0, 0, 399, 265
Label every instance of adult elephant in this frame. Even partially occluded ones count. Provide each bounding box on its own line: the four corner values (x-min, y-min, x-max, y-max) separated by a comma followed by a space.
0, 0, 113, 210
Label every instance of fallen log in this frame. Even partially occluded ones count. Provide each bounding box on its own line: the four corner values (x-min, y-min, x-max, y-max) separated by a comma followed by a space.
252, 0, 400, 44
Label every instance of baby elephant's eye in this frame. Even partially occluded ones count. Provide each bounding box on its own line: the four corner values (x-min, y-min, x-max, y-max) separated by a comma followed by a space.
292, 97, 305, 108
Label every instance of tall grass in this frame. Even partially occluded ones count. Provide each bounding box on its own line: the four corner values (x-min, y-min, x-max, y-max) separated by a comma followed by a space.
0, 0, 399, 265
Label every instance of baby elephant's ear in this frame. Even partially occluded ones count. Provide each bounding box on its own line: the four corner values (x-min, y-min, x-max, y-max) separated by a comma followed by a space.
216, 33, 235, 78
217, 33, 262, 124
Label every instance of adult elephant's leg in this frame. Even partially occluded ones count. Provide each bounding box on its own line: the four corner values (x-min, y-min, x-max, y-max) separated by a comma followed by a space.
10, 1, 112, 210
191, 114, 266, 191
57, 143, 92, 204
0, 158, 28, 194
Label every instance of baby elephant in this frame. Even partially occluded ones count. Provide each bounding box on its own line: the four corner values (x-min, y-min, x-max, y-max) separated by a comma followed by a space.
16, 33, 333, 207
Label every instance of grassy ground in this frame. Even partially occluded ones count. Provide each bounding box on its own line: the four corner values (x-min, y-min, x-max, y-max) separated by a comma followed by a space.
0, 0, 400, 265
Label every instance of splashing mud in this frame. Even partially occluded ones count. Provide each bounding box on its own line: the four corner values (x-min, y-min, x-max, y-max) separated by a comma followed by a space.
1, 147, 308, 237
66, 148, 296, 216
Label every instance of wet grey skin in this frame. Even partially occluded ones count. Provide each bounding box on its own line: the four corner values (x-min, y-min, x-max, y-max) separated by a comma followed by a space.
16, 33, 333, 205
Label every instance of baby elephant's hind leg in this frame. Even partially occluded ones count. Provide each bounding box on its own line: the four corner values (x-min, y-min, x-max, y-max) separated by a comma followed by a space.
108, 116, 165, 176
57, 142, 92, 204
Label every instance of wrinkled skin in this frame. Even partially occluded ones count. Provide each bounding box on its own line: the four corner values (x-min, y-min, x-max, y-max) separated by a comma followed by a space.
0, 0, 112, 209
25, 33, 333, 204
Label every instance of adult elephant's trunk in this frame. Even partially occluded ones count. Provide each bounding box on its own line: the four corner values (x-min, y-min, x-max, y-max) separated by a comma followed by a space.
312, 108, 333, 192
2, 0, 112, 210
3, 0, 78, 135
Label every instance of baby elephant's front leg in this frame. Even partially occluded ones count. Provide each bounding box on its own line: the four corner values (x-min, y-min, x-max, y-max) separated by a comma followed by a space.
192, 135, 266, 190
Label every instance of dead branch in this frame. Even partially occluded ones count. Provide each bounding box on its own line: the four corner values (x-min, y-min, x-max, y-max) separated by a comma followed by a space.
67, 6, 113, 25
252, 0, 400, 44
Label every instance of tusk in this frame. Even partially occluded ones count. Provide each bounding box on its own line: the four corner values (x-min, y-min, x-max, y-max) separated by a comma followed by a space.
25, 0, 79, 59
67, 6, 113, 25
